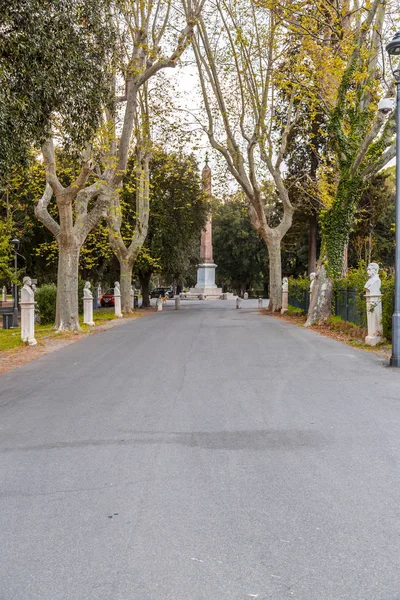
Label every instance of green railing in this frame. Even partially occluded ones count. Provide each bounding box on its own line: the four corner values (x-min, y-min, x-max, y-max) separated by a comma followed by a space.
288, 283, 310, 312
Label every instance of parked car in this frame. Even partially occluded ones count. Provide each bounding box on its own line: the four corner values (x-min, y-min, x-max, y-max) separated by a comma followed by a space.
150, 287, 173, 299
100, 289, 115, 307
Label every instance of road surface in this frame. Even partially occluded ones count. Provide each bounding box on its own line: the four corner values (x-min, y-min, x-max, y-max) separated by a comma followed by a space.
1, 299, 400, 600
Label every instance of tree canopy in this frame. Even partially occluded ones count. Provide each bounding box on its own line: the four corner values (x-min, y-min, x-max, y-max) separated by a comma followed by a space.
0, 0, 115, 181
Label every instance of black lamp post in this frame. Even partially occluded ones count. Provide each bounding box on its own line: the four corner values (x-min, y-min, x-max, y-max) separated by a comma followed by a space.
10, 237, 20, 327
386, 32, 400, 367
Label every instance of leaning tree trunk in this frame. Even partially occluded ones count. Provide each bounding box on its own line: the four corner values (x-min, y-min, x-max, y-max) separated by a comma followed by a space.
139, 272, 151, 307
119, 258, 135, 313
55, 243, 81, 331
266, 236, 282, 312
305, 264, 333, 327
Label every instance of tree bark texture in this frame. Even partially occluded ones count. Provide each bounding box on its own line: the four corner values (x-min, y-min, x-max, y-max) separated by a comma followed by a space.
119, 258, 134, 313
266, 237, 282, 312
55, 244, 80, 331
140, 272, 151, 307
305, 264, 333, 327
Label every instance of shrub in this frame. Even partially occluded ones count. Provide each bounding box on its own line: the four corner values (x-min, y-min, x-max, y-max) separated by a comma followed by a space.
382, 275, 394, 340
35, 284, 57, 324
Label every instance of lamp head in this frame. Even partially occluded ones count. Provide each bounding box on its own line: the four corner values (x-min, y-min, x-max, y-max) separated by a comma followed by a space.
11, 237, 20, 251
386, 32, 400, 56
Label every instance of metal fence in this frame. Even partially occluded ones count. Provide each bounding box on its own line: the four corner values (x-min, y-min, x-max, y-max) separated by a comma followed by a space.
288, 284, 310, 312
288, 285, 366, 327
334, 289, 365, 327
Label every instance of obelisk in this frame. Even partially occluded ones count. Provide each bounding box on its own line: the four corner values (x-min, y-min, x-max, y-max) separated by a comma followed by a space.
189, 155, 222, 298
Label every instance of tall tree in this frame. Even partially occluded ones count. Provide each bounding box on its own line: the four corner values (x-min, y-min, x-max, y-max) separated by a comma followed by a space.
135, 151, 208, 306
213, 195, 269, 295
34, 0, 205, 330
274, 0, 398, 324
190, 0, 321, 311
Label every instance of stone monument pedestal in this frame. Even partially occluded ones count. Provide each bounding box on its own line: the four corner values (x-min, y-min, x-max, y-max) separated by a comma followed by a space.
187, 263, 223, 299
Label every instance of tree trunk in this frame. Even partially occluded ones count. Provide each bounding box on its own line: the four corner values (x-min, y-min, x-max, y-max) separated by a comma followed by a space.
120, 258, 134, 313
55, 244, 81, 331
266, 237, 282, 312
305, 264, 333, 327
140, 272, 151, 307
308, 215, 317, 275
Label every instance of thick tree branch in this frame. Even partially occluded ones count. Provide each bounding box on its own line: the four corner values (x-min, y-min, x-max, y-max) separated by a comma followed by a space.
35, 183, 60, 239
42, 139, 64, 195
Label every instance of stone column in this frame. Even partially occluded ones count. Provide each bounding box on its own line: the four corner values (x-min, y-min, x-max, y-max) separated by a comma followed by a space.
114, 281, 122, 317
258, 298, 263, 309
83, 282, 95, 326
2, 286, 6, 301
364, 263, 383, 346
20, 277, 37, 345
156, 297, 163, 312
130, 286, 135, 310
281, 277, 288, 314
175, 295, 181, 310
236, 297, 242, 309
189, 155, 222, 298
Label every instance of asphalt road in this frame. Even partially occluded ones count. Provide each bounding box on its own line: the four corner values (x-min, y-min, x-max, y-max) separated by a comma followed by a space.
1, 299, 400, 600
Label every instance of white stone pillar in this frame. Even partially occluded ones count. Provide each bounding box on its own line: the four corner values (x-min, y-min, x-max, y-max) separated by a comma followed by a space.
175, 295, 181, 310
364, 263, 383, 346
243, 292, 249, 300
2, 286, 6, 301
156, 298, 163, 312
83, 297, 95, 325
130, 286, 135, 310
281, 277, 289, 314
365, 292, 383, 346
20, 277, 37, 345
83, 281, 95, 325
236, 297, 242, 309
114, 281, 122, 317
258, 298, 263, 309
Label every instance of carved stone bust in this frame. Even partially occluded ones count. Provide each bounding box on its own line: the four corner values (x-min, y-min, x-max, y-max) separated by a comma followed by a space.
365, 263, 381, 295
282, 277, 288, 292
83, 281, 93, 298
21, 276, 34, 300
114, 281, 121, 295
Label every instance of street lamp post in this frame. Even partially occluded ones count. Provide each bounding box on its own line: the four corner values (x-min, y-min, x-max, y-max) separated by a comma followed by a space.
386, 32, 400, 367
10, 237, 20, 328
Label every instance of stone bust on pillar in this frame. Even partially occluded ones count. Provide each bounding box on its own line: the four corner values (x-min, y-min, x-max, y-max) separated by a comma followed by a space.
365, 263, 381, 295
22, 276, 34, 295
364, 262, 383, 346
281, 277, 289, 314
83, 281, 93, 298
114, 282, 121, 295
21, 276, 37, 345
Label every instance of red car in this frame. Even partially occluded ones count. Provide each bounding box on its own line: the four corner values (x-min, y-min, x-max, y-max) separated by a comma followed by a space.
100, 288, 115, 307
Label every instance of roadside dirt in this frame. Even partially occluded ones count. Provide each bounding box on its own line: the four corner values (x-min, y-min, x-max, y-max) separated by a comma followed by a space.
263, 310, 391, 360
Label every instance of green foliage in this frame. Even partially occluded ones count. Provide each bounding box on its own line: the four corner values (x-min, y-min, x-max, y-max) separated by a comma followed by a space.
0, 0, 115, 181
381, 276, 394, 341
131, 150, 208, 285
78, 279, 86, 315
213, 195, 269, 294
35, 284, 57, 324
288, 305, 304, 314
0, 218, 12, 283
